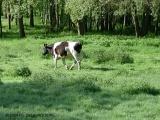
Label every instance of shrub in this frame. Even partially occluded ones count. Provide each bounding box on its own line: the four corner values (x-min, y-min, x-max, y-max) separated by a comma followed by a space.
93, 49, 114, 64
125, 82, 160, 96
6, 54, 17, 58
115, 53, 134, 64
28, 72, 55, 86
123, 41, 137, 46
74, 76, 101, 93
146, 42, 160, 47
82, 51, 89, 59
115, 52, 134, 64
15, 66, 32, 77
100, 41, 111, 47
78, 80, 101, 93
82, 81, 101, 93
0, 79, 3, 85
93, 49, 134, 64
93, 50, 106, 64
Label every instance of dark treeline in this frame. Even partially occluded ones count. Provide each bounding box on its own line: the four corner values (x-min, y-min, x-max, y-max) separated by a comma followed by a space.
0, 0, 160, 38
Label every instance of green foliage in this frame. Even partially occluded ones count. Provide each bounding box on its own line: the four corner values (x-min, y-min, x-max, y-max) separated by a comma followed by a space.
99, 41, 111, 47
28, 72, 54, 84
124, 82, 160, 96
65, 0, 100, 22
115, 51, 134, 64
93, 49, 114, 64
79, 80, 101, 93
15, 66, 32, 77
92, 48, 134, 64
0, 79, 3, 85
1, 30, 160, 119
146, 41, 160, 47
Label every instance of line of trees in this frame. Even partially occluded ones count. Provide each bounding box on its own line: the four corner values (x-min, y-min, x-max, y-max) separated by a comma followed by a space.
0, 0, 160, 38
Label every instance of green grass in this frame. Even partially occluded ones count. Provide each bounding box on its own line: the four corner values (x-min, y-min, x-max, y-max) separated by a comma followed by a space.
1, 18, 160, 120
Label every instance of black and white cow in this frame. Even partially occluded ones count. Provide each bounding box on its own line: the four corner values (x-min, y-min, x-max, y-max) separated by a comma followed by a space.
43, 41, 82, 70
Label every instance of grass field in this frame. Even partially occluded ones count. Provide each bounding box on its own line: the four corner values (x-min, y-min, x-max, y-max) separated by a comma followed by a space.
1, 19, 160, 119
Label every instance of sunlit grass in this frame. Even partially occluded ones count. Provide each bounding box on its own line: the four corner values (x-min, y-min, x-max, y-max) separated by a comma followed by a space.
1, 17, 160, 120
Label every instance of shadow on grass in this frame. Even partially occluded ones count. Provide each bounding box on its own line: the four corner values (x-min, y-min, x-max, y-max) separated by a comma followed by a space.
126, 86, 160, 96
0, 75, 127, 120
88, 67, 115, 71
2, 32, 19, 39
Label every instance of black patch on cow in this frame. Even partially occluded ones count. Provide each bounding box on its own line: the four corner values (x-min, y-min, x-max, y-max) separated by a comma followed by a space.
74, 43, 82, 53
55, 42, 68, 56
43, 44, 54, 55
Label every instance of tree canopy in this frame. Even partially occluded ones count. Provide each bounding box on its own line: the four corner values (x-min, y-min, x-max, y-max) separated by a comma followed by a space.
0, 0, 160, 37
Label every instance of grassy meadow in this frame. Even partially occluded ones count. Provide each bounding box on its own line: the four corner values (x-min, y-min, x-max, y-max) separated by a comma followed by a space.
1, 18, 160, 120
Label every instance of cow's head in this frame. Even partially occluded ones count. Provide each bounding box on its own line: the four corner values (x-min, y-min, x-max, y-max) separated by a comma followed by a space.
42, 44, 52, 55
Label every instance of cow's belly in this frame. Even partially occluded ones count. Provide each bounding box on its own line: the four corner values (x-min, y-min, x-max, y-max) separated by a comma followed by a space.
57, 50, 72, 59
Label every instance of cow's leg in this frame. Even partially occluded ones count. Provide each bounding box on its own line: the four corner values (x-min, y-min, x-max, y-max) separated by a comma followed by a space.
77, 60, 81, 70
53, 56, 58, 70
69, 60, 77, 70
62, 58, 68, 70
71, 52, 81, 70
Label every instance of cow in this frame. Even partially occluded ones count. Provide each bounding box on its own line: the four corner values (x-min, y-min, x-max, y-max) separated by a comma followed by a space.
43, 41, 82, 70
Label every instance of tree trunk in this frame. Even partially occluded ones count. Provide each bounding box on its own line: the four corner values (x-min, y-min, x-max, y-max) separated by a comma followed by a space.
155, 18, 159, 35
15, 17, 18, 25
49, 0, 56, 31
55, 0, 59, 31
0, 1, 2, 37
125, 14, 132, 26
8, 14, 11, 29
141, 12, 151, 36
8, 6, 11, 29
100, 17, 105, 31
29, 5, 34, 27
123, 15, 126, 28
89, 16, 92, 31
96, 20, 99, 31
4, 7, 7, 19
104, 13, 108, 31
108, 13, 113, 31
132, 15, 141, 37
68, 16, 72, 31
84, 17, 88, 32
18, 16, 25, 38
77, 20, 85, 35
59, 0, 65, 30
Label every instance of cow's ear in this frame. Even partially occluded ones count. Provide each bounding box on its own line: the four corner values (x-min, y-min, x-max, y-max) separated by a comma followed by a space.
44, 44, 47, 47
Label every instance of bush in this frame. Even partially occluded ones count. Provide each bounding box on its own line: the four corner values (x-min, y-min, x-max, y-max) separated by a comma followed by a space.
115, 52, 134, 64
93, 49, 114, 64
15, 66, 32, 77
93, 49, 134, 64
28, 72, 55, 85
146, 41, 160, 47
73, 75, 101, 93
6, 54, 17, 58
0, 79, 3, 85
125, 82, 160, 96
100, 41, 111, 47
77, 80, 101, 93
82, 81, 101, 93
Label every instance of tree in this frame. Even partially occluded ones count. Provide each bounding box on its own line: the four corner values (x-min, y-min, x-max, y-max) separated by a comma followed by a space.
17, 0, 27, 38
65, 0, 100, 35
49, 0, 56, 31
3, 0, 12, 29
29, 5, 34, 27
0, 0, 2, 37
151, 0, 160, 35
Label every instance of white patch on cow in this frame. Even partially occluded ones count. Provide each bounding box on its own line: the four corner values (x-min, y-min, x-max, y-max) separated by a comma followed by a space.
52, 41, 82, 70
